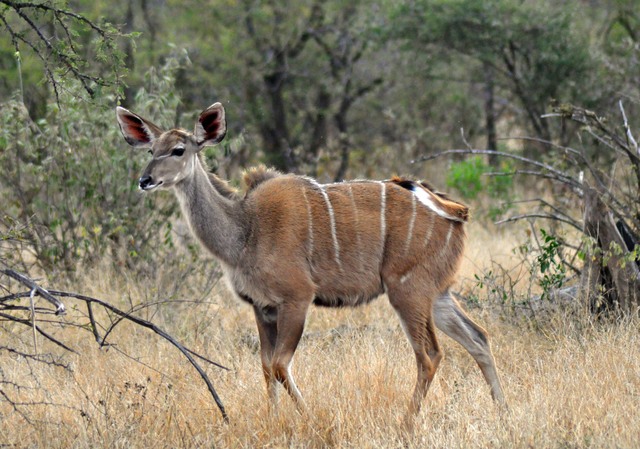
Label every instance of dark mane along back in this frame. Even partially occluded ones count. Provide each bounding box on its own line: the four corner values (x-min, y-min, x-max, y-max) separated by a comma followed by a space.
243, 165, 281, 192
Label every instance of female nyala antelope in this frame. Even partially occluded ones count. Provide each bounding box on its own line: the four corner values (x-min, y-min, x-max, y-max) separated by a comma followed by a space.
116, 102, 505, 419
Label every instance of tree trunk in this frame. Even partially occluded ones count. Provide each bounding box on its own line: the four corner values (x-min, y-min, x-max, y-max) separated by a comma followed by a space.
581, 186, 640, 315
483, 61, 498, 166
333, 103, 350, 182
263, 66, 296, 172
121, 1, 136, 106
308, 89, 331, 177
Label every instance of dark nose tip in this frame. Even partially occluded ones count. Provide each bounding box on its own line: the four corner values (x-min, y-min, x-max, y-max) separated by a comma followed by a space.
139, 174, 152, 189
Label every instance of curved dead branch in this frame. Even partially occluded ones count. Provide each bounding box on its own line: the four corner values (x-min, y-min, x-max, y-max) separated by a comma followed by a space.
0, 269, 229, 422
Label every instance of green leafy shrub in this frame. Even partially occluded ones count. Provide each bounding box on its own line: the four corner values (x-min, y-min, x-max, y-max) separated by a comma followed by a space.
446, 156, 514, 220
536, 229, 567, 300
446, 156, 486, 199
0, 59, 186, 274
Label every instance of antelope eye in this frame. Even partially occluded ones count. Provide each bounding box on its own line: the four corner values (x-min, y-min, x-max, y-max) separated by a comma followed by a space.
171, 147, 185, 157
148, 149, 153, 155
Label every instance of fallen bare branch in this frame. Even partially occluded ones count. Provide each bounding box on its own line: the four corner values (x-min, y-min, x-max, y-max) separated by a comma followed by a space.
0, 270, 230, 422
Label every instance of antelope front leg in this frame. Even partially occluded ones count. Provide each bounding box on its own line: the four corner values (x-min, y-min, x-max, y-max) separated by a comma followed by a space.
253, 305, 279, 406
270, 299, 311, 412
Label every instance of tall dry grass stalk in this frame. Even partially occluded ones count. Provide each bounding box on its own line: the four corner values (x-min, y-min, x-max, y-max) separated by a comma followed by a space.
1, 232, 639, 448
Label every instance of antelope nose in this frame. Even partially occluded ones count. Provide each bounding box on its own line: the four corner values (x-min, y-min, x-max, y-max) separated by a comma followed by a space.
139, 174, 153, 190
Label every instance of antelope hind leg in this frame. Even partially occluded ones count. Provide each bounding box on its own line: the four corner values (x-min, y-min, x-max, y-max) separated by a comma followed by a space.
433, 290, 506, 405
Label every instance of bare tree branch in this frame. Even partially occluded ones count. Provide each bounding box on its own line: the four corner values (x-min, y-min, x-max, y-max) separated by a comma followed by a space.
495, 213, 583, 231
412, 148, 581, 188
619, 100, 639, 157
1, 269, 65, 314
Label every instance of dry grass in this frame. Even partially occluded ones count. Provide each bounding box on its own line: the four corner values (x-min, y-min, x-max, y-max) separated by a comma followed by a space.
2, 230, 639, 448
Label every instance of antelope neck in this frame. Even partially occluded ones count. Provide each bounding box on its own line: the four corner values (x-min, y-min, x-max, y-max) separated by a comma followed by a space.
173, 156, 245, 266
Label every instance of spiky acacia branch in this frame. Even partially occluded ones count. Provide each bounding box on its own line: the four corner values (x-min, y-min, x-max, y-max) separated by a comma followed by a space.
0, 0, 127, 102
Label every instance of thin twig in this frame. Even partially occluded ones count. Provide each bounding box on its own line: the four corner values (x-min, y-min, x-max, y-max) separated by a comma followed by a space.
460, 127, 473, 150
496, 213, 583, 231
0, 312, 77, 353
507, 198, 579, 223
619, 100, 639, 157
86, 302, 103, 345
29, 288, 38, 354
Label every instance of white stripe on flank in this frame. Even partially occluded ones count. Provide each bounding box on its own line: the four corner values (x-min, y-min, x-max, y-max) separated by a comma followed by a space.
444, 222, 454, 249
380, 182, 387, 243
346, 185, 362, 264
437, 222, 454, 263
313, 181, 341, 268
423, 211, 435, 249
411, 185, 464, 222
302, 188, 314, 261
404, 193, 417, 255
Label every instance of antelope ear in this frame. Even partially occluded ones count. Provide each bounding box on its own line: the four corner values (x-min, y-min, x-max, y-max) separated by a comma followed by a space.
195, 102, 226, 148
116, 106, 163, 147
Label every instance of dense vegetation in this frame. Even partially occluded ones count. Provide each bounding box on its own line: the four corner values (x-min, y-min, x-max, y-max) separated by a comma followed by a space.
1, 0, 638, 272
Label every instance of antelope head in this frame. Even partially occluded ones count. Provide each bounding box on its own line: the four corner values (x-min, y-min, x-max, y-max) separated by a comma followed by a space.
115, 103, 227, 191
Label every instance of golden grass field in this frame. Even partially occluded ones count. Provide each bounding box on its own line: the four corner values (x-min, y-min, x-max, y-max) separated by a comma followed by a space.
1, 223, 639, 448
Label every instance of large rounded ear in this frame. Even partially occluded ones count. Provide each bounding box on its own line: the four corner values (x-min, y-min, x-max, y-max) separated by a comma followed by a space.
116, 106, 164, 147
195, 102, 226, 148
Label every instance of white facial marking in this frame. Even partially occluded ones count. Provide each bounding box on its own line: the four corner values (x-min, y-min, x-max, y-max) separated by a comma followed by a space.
412, 185, 464, 222
140, 182, 161, 191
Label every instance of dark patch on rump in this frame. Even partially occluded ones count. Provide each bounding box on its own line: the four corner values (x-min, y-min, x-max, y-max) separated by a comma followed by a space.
390, 176, 416, 191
